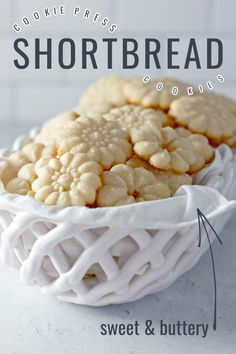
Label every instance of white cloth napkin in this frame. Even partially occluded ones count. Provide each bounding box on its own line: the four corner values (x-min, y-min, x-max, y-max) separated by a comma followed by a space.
0, 142, 236, 229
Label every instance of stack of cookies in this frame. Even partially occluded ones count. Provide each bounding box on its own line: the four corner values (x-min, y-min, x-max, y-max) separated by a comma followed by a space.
1, 76, 236, 208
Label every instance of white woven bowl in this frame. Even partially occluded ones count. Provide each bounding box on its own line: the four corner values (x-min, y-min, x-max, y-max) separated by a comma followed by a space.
0, 129, 236, 306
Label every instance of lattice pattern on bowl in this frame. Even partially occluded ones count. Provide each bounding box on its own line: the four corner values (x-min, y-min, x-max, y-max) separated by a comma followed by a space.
0, 130, 235, 306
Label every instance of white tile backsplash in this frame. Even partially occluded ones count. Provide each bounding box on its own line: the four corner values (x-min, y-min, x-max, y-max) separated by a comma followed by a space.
0, 88, 13, 121
211, 0, 236, 32
0, 0, 235, 124
0, 1, 12, 32
115, 0, 210, 32
219, 39, 236, 81
17, 86, 84, 123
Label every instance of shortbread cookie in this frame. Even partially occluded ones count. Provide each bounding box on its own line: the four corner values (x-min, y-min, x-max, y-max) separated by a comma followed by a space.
3, 141, 103, 207
21, 152, 102, 207
124, 77, 195, 110
224, 133, 236, 147
127, 156, 192, 194
77, 76, 127, 117
103, 105, 205, 173
103, 104, 168, 134
126, 156, 155, 170
58, 116, 133, 169
0, 142, 56, 187
169, 96, 236, 145
5, 177, 31, 196
0, 150, 31, 186
154, 170, 192, 195
35, 111, 80, 145
173, 126, 193, 138
205, 91, 236, 115
130, 126, 213, 173
97, 165, 171, 207
0, 158, 22, 187
21, 142, 57, 162
97, 171, 135, 207
2, 143, 56, 195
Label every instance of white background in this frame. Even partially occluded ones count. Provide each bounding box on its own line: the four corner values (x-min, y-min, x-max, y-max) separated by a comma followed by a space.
0, 0, 236, 124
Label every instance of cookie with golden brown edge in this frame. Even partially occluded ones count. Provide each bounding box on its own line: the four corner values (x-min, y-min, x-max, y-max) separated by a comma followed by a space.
96, 164, 171, 207
58, 116, 133, 170
1, 141, 103, 207
169, 96, 236, 145
204, 91, 236, 115
0, 142, 56, 192
124, 77, 196, 110
103, 104, 168, 134
35, 111, 80, 146
126, 156, 192, 195
77, 76, 128, 117
128, 123, 213, 173
28, 152, 102, 207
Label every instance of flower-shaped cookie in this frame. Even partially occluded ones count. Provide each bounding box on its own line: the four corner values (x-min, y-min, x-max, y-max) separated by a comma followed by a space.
5, 177, 31, 196
35, 111, 80, 146
154, 171, 192, 195
169, 96, 236, 145
19, 152, 102, 207
77, 76, 127, 117
58, 116, 133, 169
0, 142, 56, 189
103, 104, 168, 135
96, 165, 171, 207
205, 91, 236, 115
21, 142, 57, 162
130, 126, 213, 173
124, 77, 195, 110
126, 156, 192, 194
0, 158, 23, 188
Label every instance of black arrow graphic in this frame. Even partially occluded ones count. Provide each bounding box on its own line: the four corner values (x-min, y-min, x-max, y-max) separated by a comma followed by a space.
197, 208, 223, 331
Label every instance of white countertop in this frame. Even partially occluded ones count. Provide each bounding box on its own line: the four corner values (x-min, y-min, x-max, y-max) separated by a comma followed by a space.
0, 124, 235, 354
